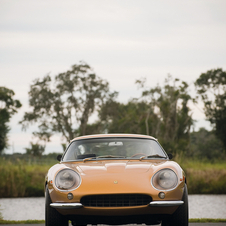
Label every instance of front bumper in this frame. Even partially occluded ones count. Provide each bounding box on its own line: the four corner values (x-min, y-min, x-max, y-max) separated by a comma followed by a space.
149, 201, 184, 207
50, 200, 184, 209
50, 203, 83, 209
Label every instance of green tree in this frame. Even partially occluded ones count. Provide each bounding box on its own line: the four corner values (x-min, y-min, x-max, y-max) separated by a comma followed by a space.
25, 142, 45, 157
195, 68, 226, 151
95, 75, 194, 155
99, 100, 150, 134
20, 62, 117, 143
190, 128, 224, 160
0, 87, 22, 154
136, 75, 194, 154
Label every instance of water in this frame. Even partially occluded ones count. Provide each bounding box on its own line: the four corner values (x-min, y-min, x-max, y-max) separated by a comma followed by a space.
0, 197, 44, 221
0, 195, 226, 221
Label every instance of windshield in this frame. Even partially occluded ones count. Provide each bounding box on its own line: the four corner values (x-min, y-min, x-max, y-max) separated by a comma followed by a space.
63, 138, 167, 161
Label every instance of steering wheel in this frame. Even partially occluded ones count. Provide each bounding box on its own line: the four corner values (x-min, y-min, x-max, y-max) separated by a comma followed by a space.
131, 153, 146, 158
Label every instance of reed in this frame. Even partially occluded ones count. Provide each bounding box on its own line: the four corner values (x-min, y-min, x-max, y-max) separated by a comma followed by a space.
0, 157, 225, 197
0, 158, 50, 197
174, 156, 226, 194
186, 168, 226, 194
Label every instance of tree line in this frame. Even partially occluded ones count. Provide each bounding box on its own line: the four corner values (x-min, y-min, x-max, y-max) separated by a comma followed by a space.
1, 62, 226, 159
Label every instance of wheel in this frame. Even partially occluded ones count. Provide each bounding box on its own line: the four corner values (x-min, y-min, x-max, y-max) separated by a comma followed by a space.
45, 186, 68, 226
72, 224, 87, 226
71, 223, 87, 226
161, 184, 188, 226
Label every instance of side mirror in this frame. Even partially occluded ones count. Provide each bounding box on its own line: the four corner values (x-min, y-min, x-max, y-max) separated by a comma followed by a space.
168, 153, 173, 160
57, 155, 62, 161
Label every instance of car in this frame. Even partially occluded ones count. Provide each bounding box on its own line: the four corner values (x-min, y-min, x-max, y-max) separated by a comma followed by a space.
45, 134, 188, 226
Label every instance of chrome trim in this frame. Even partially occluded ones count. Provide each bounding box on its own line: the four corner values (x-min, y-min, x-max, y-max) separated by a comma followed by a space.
50, 203, 83, 209
149, 201, 184, 207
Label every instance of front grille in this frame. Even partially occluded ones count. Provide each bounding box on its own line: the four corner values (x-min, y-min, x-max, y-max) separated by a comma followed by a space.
81, 194, 152, 207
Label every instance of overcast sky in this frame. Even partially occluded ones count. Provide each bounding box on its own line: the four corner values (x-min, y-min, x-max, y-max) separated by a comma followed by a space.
1, 0, 226, 154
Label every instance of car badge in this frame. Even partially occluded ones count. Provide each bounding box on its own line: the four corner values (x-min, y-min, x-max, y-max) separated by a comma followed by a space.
114, 180, 118, 184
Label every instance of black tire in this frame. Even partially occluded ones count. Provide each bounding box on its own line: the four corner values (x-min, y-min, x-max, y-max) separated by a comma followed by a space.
161, 184, 189, 226
71, 221, 87, 226
45, 186, 68, 226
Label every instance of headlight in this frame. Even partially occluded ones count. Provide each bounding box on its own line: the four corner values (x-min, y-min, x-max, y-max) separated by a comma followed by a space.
152, 169, 178, 190
55, 169, 81, 190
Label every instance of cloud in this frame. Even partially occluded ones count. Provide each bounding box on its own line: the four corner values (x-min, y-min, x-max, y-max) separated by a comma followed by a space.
0, 0, 226, 153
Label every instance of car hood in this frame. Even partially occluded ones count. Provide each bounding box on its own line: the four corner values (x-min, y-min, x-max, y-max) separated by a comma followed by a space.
65, 160, 167, 175
48, 159, 184, 198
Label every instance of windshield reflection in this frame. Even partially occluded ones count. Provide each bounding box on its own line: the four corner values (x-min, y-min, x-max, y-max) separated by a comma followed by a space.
63, 138, 167, 161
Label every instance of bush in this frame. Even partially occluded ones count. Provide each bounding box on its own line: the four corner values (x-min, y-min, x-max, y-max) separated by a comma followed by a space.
0, 157, 225, 197
0, 158, 50, 197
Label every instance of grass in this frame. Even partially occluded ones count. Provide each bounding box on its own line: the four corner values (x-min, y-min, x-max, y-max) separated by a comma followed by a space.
0, 220, 45, 224
175, 157, 226, 194
0, 157, 225, 225
0, 158, 52, 197
0, 219, 226, 224
189, 218, 226, 223
0, 157, 226, 197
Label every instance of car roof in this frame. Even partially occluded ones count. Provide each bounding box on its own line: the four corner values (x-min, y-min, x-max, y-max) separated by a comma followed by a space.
70, 134, 157, 142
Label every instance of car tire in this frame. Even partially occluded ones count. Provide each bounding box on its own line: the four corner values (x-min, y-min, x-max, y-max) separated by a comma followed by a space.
45, 186, 68, 226
161, 184, 188, 226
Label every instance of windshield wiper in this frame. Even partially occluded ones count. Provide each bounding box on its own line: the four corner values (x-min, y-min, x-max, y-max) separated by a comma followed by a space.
147, 154, 166, 159
83, 157, 97, 162
97, 155, 125, 159
139, 154, 166, 161
83, 155, 125, 162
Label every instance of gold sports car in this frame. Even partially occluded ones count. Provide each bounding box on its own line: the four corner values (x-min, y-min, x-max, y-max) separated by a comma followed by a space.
45, 134, 188, 226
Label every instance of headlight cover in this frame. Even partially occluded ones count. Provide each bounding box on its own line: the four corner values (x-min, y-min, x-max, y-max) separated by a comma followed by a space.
55, 169, 81, 191
152, 169, 178, 190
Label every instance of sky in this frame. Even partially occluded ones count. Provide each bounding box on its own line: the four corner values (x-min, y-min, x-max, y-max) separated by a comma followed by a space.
1, 0, 226, 154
